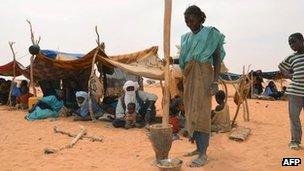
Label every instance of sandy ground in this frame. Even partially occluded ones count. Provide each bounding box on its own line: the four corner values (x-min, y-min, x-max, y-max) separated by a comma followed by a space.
0, 85, 303, 171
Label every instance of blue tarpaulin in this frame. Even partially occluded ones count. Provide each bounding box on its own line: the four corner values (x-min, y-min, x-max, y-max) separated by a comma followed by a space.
40, 50, 84, 59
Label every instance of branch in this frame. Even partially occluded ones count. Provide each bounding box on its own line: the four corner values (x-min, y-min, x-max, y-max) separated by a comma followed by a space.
26, 20, 35, 45
8, 41, 16, 60
44, 126, 87, 154
27, 20, 41, 45
36, 36, 41, 45
95, 26, 100, 46
53, 126, 103, 142
95, 26, 105, 52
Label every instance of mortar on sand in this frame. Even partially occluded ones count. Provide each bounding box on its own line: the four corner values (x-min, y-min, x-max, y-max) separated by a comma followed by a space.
149, 124, 173, 162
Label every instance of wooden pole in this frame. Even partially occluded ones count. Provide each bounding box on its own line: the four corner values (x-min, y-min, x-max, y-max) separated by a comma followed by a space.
162, 0, 172, 127
30, 55, 37, 96
88, 26, 103, 122
27, 20, 38, 97
7, 42, 16, 106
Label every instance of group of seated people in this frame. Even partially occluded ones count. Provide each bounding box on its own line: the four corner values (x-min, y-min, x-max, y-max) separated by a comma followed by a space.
24, 80, 158, 129
0, 78, 11, 105
1, 77, 231, 137
0, 78, 33, 109
252, 77, 286, 100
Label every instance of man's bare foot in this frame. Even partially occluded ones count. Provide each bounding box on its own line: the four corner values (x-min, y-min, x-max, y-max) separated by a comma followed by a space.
183, 149, 198, 157
188, 155, 207, 167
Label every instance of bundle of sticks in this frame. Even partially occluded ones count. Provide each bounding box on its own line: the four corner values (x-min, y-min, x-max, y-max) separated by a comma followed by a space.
44, 126, 103, 154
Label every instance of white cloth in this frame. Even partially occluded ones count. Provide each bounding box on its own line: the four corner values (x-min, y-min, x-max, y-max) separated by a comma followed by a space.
76, 91, 88, 107
115, 80, 158, 119
123, 81, 139, 112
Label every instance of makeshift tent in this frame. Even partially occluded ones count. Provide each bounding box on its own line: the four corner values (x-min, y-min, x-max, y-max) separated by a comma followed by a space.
0, 46, 162, 98
0, 46, 161, 80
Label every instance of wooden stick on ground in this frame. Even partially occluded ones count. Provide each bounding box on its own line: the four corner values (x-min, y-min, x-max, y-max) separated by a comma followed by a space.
53, 126, 103, 142
44, 126, 87, 154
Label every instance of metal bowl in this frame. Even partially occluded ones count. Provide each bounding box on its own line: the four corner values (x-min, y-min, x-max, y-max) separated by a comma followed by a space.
156, 158, 183, 171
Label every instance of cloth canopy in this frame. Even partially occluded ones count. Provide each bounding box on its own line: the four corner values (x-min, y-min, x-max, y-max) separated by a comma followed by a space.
0, 46, 163, 80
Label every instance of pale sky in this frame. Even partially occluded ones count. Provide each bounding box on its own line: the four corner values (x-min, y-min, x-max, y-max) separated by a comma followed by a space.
0, 0, 303, 73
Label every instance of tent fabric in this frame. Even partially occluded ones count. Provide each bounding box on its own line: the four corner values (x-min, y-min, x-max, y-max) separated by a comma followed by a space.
0, 61, 25, 77
0, 46, 162, 80
219, 71, 289, 81
260, 71, 287, 80
219, 72, 241, 81
100, 46, 164, 80
106, 68, 143, 97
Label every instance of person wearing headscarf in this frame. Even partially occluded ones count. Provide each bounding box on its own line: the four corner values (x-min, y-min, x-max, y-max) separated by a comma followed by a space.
10, 82, 21, 106
112, 80, 158, 128
73, 91, 104, 121
25, 90, 64, 121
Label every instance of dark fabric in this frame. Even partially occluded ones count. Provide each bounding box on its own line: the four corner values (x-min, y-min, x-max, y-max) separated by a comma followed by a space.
38, 80, 60, 97
112, 115, 145, 128
29, 101, 53, 113
112, 118, 126, 128
140, 100, 156, 123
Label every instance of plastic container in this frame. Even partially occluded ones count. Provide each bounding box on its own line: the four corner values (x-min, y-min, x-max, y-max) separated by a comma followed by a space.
28, 96, 39, 108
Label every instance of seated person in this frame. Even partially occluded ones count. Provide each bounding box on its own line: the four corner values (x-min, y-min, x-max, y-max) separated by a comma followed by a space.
0, 80, 11, 105
124, 103, 138, 129
262, 81, 282, 100
41, 81, 57, 97
10, 82, 21, 106
169, 98, 186, 133
248, 72, 264, 97
64, 80, 82, 111
25, 90, 64, 121
16, 80, 34, 109
73, 91, 104, 121
211, 90, 231, 133
112, 80, 158, 128
100, 96, 118, 115
169, 98, 187, 139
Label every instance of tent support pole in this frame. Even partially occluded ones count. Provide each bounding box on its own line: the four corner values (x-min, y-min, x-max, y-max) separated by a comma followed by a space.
7, 42, 16, 106
27, 20, 40, 97
88, 26, 104, 122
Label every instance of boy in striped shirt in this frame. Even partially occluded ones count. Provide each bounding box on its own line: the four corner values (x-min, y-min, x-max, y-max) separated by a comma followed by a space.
279, 33, 304, 150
